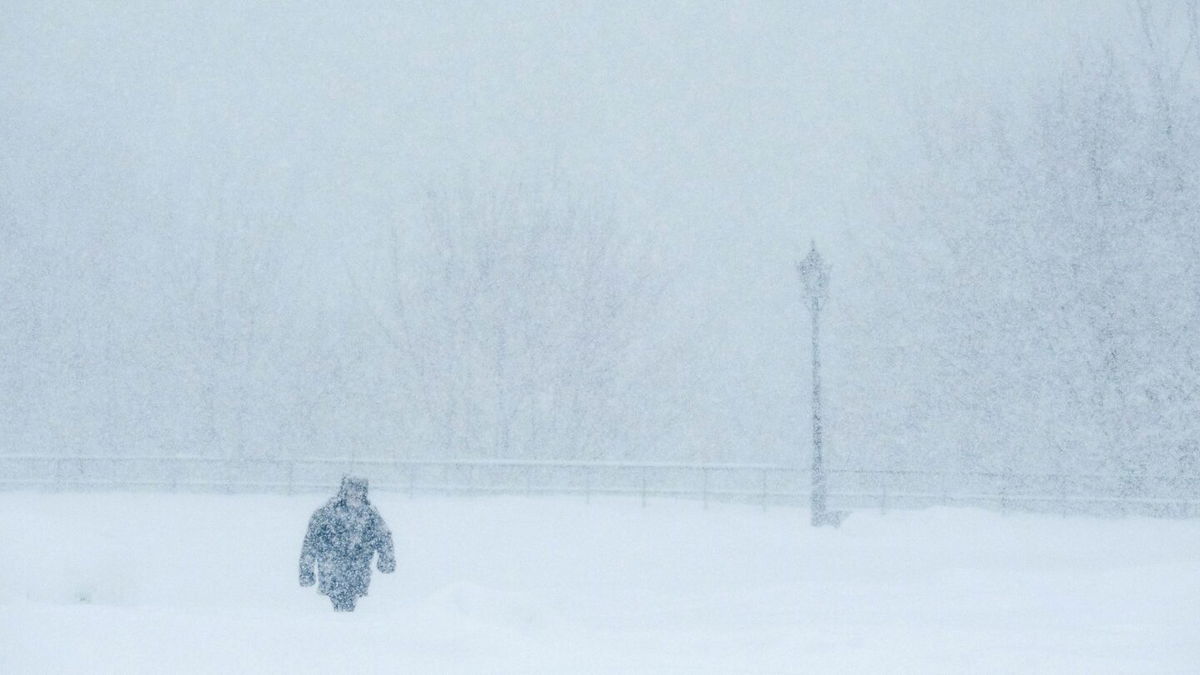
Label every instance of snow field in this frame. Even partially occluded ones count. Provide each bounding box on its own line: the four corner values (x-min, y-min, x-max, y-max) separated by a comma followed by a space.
1, 493, 1198, 673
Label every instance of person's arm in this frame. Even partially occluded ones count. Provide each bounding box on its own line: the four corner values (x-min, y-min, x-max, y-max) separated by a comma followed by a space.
373, 514, 396, 574
299, 513, 320, 586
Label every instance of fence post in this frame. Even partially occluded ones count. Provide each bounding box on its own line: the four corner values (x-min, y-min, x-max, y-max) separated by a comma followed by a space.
702, 468, 709, 510
641, 467, 647, 508
761, 469, 768, 511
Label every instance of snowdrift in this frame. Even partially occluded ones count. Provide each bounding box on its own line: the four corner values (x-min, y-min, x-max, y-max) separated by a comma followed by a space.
1, 493, 1197, 673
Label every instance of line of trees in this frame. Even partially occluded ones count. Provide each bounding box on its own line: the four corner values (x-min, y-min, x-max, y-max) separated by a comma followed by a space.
848, 0, 1200, 487
0, 164, 675, 463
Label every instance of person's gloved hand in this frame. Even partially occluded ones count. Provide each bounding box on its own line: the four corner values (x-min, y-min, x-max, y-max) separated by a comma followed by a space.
378, 558, 395, 574
300, 569, 315, 587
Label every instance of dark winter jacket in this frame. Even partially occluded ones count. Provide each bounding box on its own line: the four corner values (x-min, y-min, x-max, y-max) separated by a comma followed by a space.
299, 477, 396, 599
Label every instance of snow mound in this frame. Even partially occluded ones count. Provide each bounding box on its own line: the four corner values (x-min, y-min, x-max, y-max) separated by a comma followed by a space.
423, 582, 550, 628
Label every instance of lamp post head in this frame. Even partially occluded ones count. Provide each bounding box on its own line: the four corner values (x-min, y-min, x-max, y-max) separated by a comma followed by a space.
796, 240, 829, 309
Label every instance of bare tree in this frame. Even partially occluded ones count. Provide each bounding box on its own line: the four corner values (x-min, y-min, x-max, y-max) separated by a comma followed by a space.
369, 174, 664, 461
896, 0, 1200, 490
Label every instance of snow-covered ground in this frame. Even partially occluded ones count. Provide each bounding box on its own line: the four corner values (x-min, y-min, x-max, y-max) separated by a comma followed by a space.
1, 493, 1197, 673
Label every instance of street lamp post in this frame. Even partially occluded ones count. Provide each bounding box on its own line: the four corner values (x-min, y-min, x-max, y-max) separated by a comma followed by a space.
796, 242, 830, 526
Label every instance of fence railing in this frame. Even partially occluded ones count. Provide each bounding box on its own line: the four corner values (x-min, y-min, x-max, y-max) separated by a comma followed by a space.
0, 455, 804, 507
0, 455, 1196, 517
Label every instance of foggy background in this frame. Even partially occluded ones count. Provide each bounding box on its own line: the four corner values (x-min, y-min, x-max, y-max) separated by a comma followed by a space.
2, 0, 1197, 493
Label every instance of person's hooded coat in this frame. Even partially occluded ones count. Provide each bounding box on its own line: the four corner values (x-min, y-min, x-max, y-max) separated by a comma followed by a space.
299, 477, 396, 599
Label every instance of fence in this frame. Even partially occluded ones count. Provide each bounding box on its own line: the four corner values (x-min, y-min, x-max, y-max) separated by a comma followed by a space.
0, 454, 1197, 517
0, 455, 803, 507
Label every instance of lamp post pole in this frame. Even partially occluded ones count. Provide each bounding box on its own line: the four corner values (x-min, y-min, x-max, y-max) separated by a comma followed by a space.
797, 242, 830, 526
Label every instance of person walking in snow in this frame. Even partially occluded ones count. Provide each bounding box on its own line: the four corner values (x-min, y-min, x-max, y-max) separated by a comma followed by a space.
299, 476, 396, 611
